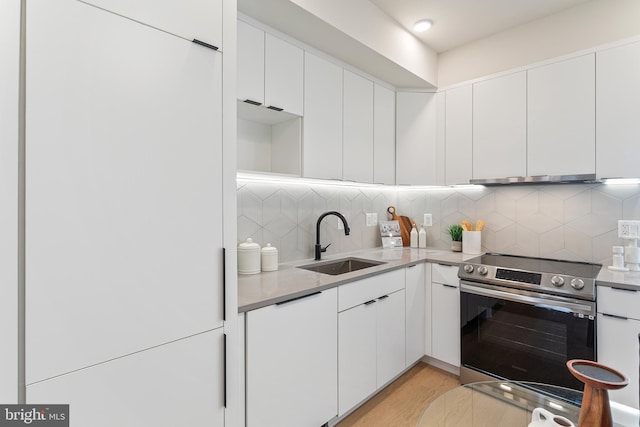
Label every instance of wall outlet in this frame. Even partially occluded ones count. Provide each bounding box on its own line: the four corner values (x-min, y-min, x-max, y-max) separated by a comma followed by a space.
618, 220, 640, 238
423, 213, 433, 227
366, 213, 378, 227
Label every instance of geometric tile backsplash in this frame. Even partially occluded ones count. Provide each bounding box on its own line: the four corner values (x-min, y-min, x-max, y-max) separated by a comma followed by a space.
237, 180, 640, 265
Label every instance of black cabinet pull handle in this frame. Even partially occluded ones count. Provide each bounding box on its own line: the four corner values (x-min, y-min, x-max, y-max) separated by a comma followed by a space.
223, 333, 227, 408
267, 105, 283, 111
602, 313, 629, 320
364, 299, 377, 305
611, 287, 637, 293
378, 295, 389, 301
222, 248, 226, 321
192, 39, 219, 51
243, 99, 262, 106
276, 291, 322, 306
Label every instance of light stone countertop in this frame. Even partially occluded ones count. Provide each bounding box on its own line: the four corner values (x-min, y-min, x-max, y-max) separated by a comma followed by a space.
238, 247, 478, 312
596, 264, 640, 291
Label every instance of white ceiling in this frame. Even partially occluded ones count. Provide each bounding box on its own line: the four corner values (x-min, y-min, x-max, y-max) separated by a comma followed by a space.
368, 0, 594, 53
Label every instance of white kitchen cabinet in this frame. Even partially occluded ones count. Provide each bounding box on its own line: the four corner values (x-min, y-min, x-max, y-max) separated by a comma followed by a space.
445, 85, 473, 185
473, 72, 527, 180
79, 0, 222, 50
264, 33, 304, 115
237, 20, 303, 116
246, 289, 338, 427
303, 52, 343, 180
237, 19, 265, 106
343, 70, 374, 183
338, 269, 405, 416
373, 83, 396, 185
405, 263, 426, 366
26, 0, 223, 384
596, 41, 640, 179
431, 264, 460, 367
0, 0, 19, 404
339, 297, 378, 416
527, 54, 595, 176
424, 263, 433, 356
597, 286, 640, 409
396, 92, 437, 185
27, 330, 225, 427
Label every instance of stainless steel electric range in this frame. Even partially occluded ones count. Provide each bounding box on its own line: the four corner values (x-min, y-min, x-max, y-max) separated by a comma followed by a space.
458, 253, 602, 393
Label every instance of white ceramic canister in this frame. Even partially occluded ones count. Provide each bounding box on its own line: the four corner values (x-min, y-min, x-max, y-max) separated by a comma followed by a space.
261, 243, 278, 272
528, 407, 574, 427
238, 238, 260, 275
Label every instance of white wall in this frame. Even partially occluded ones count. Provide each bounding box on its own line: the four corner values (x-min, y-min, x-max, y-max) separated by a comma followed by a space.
438, 0, 640, 88
0, 0, 20, 404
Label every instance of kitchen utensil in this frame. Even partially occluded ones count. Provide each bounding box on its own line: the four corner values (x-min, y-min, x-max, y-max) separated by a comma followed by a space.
387, 206, 415, 247
461, 220, 473, 231
475, 220, 486, 231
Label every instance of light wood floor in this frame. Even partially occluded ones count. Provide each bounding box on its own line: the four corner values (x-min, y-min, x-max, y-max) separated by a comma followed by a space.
336, 363, 461, 427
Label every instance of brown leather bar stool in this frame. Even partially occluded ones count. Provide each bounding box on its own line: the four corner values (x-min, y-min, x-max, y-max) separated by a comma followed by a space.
567, 359, 629, 427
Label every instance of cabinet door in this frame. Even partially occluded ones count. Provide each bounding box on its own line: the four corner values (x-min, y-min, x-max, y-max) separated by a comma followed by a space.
27, 330, 225, 427
445, 85, 473, 185
237, 19, 265, 105
377, 290, 406, 386
473, 72, 527, 179
26, 0, 223, 383
596, 41, 640, 179
405, 264, 426, 365
425, 264, 433, 356
79, 0, 222, 49
374, 84, 396, 185
303, 53, 343, 180
247, 289, 338, 427
527, 54, 595, 176
0, 0, 19, 404
343, 70, 374, 183
396, 92, 437, 185
339, 301, 377, 416
431, 282, 460, 367
597, 314, 640, 409
265, 33, 303, 115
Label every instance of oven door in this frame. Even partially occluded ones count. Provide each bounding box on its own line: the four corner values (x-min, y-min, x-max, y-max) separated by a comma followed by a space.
460, 281, 596, 391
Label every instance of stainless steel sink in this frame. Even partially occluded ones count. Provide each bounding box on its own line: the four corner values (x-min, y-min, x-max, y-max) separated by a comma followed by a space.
298, 257, 385, 275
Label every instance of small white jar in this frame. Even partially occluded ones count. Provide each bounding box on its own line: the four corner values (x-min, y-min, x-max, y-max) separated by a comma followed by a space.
238, 238, 260, 275
261, 243, 278, 272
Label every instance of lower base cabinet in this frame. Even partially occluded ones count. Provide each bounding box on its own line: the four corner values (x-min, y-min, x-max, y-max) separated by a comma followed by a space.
338, 270, 406, 416
27, 329, 225, 427
246, 288, 338, 427
430, 264, 460, 367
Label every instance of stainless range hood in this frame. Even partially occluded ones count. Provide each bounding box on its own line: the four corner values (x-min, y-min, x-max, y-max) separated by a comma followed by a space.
470, 173, 599, 186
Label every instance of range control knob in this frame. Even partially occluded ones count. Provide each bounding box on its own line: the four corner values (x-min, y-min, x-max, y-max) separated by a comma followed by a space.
478, 266, 488, 276
551, 276, 565, 287
463, 264, 474, 273
571, 278, 585, 290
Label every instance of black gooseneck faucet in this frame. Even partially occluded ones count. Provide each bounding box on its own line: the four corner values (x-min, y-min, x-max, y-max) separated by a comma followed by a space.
315, 211, 350, 261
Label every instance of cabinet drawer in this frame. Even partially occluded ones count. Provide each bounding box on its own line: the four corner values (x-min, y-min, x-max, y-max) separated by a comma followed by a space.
597, 286, 640, 320
339, 269, 404, 312
432, 264, 459, 287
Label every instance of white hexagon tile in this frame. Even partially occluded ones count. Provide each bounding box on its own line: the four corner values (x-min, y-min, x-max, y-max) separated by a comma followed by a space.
238, 180, 640, 264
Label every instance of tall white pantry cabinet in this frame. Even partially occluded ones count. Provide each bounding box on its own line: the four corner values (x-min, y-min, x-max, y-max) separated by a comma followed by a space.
18, 1, 233, 426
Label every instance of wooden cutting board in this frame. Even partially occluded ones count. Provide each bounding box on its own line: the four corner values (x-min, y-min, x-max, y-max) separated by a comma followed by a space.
387, 206, 415, 247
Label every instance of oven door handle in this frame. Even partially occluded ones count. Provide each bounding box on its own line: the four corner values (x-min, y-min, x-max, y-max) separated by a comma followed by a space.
460, 283, 595, 316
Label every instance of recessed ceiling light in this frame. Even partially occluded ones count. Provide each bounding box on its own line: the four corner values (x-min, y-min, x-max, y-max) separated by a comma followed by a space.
413, 19, 432, 32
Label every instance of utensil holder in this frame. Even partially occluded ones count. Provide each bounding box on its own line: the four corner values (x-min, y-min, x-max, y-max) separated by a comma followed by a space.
462, 231, 482, 254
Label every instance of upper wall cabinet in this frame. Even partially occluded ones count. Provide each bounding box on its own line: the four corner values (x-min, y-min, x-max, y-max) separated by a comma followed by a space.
303, 52, 343, 180
374, 84, 396, 185
527, 54, 595, 176
343, 70, 374, 183
237, 19, 303, 116
396, 92, 437, 185
445, 85, 473, 185
596, 41, 640, 179
80, 0, 222, 49
472, 72, 527, 180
